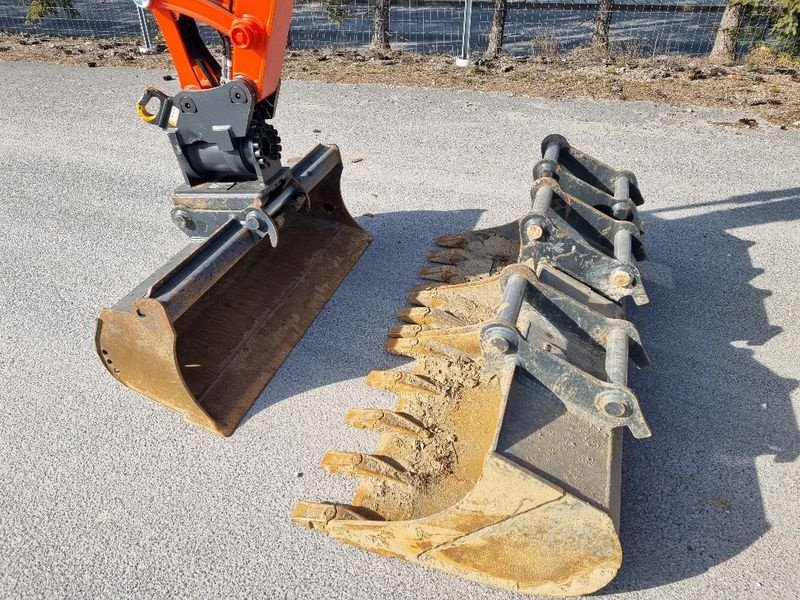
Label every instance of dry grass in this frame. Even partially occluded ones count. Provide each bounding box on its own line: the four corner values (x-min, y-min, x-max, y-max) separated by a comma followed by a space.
2, 31, 798, 128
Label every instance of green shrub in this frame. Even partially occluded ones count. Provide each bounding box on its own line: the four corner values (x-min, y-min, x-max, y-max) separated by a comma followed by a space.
23, 0, 78, 24
734, 0, 800, 55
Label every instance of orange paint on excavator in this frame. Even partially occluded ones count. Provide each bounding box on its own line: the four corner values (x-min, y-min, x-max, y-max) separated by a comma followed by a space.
148, 0, 292, 99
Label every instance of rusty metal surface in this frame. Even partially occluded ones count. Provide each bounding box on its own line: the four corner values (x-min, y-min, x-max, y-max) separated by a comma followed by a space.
173, 211, 370, 434
293, 136, 649, 596
292, 266, 628, 595
96, 146, 371, 436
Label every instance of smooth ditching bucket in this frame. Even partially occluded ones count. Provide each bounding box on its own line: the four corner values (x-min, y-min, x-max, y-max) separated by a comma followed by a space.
292, 136, 650, 596
96, 144, 371, 436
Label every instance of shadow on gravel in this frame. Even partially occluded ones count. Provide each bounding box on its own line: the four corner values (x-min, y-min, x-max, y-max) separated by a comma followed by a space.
242, 189, 800, 592
240, 207, 484, 422
609, 187, 800, 593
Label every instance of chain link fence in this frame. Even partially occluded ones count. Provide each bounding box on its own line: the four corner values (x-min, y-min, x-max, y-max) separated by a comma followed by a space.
0, 1, 780, 59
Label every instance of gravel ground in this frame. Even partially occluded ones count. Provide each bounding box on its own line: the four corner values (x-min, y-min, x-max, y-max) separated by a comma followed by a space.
1, 61, 799, 599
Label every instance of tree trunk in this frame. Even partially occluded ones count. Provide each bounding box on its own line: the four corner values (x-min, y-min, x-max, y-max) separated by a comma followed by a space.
592, 0, 614, 55
371, 0, 391, 51
485, 0, 508, 59
709, 3, 743, 64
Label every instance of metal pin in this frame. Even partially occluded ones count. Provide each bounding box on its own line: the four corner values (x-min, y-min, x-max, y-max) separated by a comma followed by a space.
605, 328, 629, 386
612, 175, 632, 219
497, 274, 527, 325
532, 185, 554, 214
523, 186, 554, 241
614, 176, 630, 201
543, 141, 562, 162
613, 229, 633, 264
610, 229, 635, 288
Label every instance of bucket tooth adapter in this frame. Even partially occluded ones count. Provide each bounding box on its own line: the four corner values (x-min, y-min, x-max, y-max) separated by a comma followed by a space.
293, 136, 650, 596
96, 0, 370, 435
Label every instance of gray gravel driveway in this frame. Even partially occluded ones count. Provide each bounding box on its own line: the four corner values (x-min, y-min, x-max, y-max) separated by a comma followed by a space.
1, 61, 798, 599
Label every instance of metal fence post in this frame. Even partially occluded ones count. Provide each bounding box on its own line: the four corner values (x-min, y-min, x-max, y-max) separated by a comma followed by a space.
455, 0, 473, 67
136, 5, 157, 54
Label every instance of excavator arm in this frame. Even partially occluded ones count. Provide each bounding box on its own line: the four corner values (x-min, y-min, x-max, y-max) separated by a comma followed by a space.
131, 0, 296, 185
143, 0, 292, 99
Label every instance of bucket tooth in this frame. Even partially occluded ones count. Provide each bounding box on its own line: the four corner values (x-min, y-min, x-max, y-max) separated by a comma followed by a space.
387, 325, 428, 339
406, 278, 503, 325
365, 370, 442, 397
388, 324, 425, 339
321, 451, 410, 485
384, 336, 464, 360
397, 307, 465, 327
291, 501, 369, 529
385, 337, 422, 357
426, 227, 520, 282
434, 225, 520, 264
96, 144, 371, 436
419, 265, 466, 284
295, 136, 651, 596
385, 327, 482, 360
406, 285, 441, 308
345, 408, 431, 438
434, 233, 470, 248
427, 248, 470, 265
